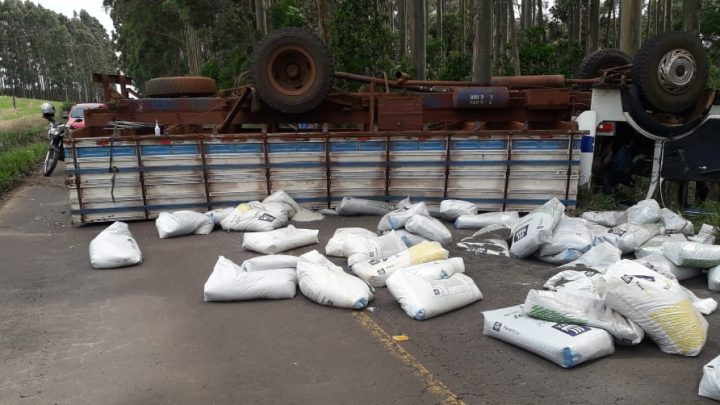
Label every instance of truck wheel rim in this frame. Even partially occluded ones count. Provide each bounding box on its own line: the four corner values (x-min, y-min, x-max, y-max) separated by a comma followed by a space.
267, 45, 317, 97
657, 49, 696, 94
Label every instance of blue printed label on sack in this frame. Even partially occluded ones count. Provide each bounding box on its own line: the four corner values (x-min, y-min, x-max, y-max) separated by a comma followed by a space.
513, 225, 528, 242
552, 323, 591, 336
258, 213, 276, 222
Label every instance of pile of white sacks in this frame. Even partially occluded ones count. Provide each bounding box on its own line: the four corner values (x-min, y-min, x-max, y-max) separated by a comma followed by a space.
87, 192, 720, 397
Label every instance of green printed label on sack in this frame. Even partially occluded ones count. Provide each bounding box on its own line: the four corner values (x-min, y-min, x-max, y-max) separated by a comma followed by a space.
527, 305, 588, 325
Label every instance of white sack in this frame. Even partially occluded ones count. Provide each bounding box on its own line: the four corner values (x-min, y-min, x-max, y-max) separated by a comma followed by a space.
660, 208, 694, 235
205, 207, 234, 225
663, 241, 720, 268
89, 221, 143, 269
634, 233, 688, 259
558, 242, 622, 273
240, 255, 298, 272
600, 260, 708, 356
377, 202, 430, 232
296, 250, 374, 309
344, 231, 407, 267
263, 189, 323, 222
401, 257, 465, 280
681, 286, 718, 316
325, 228, 377, 257
544, 270, 605, 300
220, 202, 288, 232
709, 265, 720, 292
524, 289, 644, 345
389, 229, 429, 247
580, 210, 627, 227
536, 217, 592, 264
626, 199, 661, 224
203, 256, 296, 301
699, 355, 720, 401
601, 223, 664, 254
482, 305, 615, 368
634, 253, 702, 281
439, 199, 477, 221
690, 224, 717, 244
336, 197, 395, 216
405, 215, 452, 246
510, 198, 565, 258
156, 210, 214, 238
242, 225, 319, 254
455, 211, 519, 229
456, 224, 512, 257
352, 241, 449, 287
386, 270, 482, 320
586, 223, 610, 246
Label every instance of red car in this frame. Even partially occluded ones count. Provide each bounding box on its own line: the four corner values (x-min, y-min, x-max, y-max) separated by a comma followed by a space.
66, 103, 106, 130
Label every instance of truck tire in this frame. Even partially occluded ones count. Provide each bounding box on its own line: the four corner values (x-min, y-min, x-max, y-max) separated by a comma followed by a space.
251, 28, 334, 114
625, 85, 710, 139
632, 31, 709, 113
145, 76, 217, 98
578, 49, 632, 80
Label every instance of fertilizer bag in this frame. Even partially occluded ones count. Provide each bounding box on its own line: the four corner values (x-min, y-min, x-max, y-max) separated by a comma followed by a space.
558, 242, 622, 273
455, 211, 519, 229
524, 289, 644, 345
400, 257, 465, 280
700, 355, 720, 401
203, 256, 296, 301
601, 223, 664, 254
660, 208, 694, 235
456, 224, 512, 257
663, 241, 720, 268
580, 210, 627, 227
296, 250, 374, 309
405, 215, 452, 246
352, 241, 449, 287
242, 225, 319, 254
634, 233, 687, 259
344, 231, 407, 266
439, 199, 477, 221
325, 228, 377, 257
156, 210, 214, 238
601, 260, 708, 356
510, 198, 565, 258
626, 199, 661, 224
89, 221, 143, 269
377, 202, 429, 232
240, 255, 298, 272
336, 197, 395, 216
220, 202, 288, 232
689, 224, 717, 244
386, 270, 482, 320
482, 305, 615, 368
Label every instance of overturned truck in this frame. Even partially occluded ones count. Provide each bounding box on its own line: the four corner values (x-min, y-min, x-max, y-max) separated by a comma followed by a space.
66, 29, 716, 224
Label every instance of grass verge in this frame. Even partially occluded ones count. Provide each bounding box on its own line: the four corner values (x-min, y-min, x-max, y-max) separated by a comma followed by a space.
0, 142, 47, 193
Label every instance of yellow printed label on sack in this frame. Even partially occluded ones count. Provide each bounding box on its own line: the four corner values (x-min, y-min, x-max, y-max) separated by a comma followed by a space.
235, 203, 253, 214
648, 299, 706, 355
407, 241, 449, 265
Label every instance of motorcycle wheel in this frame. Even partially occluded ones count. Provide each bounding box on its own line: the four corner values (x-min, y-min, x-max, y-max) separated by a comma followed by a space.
43, 147, 59, 176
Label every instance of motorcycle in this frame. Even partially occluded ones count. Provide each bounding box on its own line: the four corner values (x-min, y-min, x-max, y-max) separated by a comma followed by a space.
40, 103, 67, 177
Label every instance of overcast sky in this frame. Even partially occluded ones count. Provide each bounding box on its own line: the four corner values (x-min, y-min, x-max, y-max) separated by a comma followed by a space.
29, 0, 113, 35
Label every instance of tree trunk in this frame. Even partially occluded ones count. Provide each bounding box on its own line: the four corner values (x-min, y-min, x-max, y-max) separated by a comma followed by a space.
412, 0, 427, 80
645, 0, 652, 39
255, 0, 267, 36
317, 0, 330, 43
399, 0, 407, 56
473, 0, 492, 82
460, 0, 467, 54
587, 0, 600, 55
508, 0, 521, 75
663, 0, 672, 32
438, 0, 444, 57
620, 0, 642, 57
536, 0, 544, 31
683, 0, 701, 35
604, 0, 614, 47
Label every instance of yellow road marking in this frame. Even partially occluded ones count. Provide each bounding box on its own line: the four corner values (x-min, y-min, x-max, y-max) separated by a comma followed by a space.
352, 311, 466, 405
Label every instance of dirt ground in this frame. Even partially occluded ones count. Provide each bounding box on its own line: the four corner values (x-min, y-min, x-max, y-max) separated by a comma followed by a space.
0, 165, 718, 404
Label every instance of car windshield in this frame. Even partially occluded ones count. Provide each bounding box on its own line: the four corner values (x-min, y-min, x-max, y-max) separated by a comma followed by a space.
69, 106, 91, 118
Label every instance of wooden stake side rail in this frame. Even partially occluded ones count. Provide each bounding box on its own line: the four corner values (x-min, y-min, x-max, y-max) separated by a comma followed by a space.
64, 130, 584, 224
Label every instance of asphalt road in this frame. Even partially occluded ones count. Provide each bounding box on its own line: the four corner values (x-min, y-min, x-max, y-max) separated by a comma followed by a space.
1, 165, 718, 404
